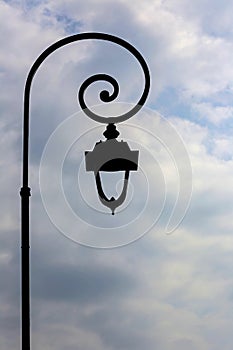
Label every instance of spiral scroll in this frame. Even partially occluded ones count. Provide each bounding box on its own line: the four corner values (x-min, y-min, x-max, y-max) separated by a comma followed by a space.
77, 33, 150, 124
78, 74, 120, 123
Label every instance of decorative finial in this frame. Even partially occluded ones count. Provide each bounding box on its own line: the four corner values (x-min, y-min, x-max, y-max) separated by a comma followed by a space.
103, 124, 120, 140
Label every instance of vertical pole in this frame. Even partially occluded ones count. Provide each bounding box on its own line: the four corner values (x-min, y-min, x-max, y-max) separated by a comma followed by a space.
21, 51, 31, 349
20, 186, 31, 350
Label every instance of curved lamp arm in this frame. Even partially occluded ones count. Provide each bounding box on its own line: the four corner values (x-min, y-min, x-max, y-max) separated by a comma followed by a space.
22, 32, 150, 188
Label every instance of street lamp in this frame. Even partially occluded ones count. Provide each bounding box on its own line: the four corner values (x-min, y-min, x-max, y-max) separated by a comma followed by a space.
20, 32, 150, 349
85, 120, 139, 215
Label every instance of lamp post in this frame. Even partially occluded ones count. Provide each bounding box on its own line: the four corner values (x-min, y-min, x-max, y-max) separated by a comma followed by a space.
20, 32, 150, 350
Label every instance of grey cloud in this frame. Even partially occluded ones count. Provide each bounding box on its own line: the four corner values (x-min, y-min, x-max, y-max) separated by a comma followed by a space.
2, 1, 233, 350
0, 232, 20, 350
32, 260, 137, 303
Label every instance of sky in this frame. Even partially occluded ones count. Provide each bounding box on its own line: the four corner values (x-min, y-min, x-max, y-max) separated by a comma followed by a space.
1, 0, 233, 349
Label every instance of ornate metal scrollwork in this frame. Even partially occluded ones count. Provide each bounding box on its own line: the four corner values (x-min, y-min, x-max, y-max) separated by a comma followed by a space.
77, 33, 150, 123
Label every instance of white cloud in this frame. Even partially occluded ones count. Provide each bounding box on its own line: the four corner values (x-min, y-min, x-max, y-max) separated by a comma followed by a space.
163, 0, 233, 39
193, 102, 233, 125
1, 1, 233, 349
212, 137, 233, 159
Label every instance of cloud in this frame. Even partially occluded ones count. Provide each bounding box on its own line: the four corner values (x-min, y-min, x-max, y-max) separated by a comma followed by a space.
32, 259, 137, 303
212, 136, 233, 160
1, 1, 233, 349
163, 0, 233, 39
192, 102, 233, 125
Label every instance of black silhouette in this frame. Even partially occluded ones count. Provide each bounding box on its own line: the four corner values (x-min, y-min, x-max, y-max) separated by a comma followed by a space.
20, 32, 150, 350
85, 123, 139, 214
